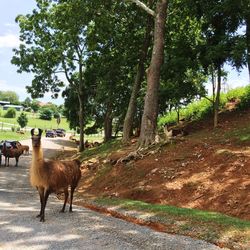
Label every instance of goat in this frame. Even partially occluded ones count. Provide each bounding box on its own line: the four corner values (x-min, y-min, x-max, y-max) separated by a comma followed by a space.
30, 128, 81, 222
1, 141, 24, 167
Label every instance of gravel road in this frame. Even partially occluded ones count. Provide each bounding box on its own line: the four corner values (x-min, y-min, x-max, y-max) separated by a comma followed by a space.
0, 135, 225, 250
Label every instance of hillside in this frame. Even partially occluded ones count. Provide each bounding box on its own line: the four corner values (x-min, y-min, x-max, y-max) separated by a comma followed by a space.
76, 108, 250, 221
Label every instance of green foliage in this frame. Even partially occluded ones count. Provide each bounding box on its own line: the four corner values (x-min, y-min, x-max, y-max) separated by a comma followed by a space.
236, 86, 250, 110
17, 112, 28, 128
0, 91, 19, 104
39, 108, 53, 120
158, 85, 250, 127
30, 100, 40, 112
4, 108, 16, 118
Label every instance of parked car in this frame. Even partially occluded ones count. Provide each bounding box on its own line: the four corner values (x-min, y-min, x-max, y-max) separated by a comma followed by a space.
55, 129, 66, 137
45, 130, 57, 138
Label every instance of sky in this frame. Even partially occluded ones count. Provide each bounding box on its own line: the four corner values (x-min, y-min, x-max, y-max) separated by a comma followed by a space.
0, 0, 64, 105
0, 1, 249, 105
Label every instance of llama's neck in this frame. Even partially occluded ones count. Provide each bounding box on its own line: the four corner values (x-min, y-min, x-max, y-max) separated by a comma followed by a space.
30, 145, 46, 188
32, 146, 44, 165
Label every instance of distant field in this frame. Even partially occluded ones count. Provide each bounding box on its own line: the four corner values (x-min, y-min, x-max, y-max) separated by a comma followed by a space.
0, 110, 105, 142
0, 131, 30, 141
0, 111, 71, 131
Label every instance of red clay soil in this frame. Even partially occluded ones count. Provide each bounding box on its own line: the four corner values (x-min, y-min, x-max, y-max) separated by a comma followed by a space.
76, 109, 250, 221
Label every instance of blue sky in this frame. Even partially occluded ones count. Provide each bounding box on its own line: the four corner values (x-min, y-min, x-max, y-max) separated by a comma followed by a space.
0, 1, 249, 105
0, 0, 64, 104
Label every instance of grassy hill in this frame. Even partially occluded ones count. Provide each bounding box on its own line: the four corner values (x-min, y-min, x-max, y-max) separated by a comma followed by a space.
72, 105, 250, 249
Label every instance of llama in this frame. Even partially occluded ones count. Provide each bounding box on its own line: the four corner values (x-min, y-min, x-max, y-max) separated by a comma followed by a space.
1, 141, 24, 167
21, 145, 29, 155
30, 128, 81, 222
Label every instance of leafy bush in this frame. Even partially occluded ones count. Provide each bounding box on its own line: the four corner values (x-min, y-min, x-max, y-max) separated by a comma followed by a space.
158, 85, 250, 128
4, 108, 16, 118
39, 108, 53, 120
226, 87, 247, 101
238, 85, 250, 110
17, 112, 28, 128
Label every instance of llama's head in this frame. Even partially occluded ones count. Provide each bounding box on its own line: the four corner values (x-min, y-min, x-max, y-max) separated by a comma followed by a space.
31, 128, 43, 147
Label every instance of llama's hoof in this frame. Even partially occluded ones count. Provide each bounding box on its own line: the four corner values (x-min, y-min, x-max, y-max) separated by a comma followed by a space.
60, 210, 65, 213
69, 209, 73, 213
36, 214, 41, 218
40, 217, 45, 222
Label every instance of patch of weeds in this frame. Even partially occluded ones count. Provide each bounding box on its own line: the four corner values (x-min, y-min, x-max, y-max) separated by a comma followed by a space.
94, 163, 113, 181
93, 198, 250, 248
225, 126, 250, 144
79, 139, 122, 160
200, 228, 220, 242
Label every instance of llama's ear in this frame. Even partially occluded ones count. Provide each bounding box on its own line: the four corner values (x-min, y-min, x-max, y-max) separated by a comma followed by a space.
31, 128, 35, 136
38, 128, 43, 136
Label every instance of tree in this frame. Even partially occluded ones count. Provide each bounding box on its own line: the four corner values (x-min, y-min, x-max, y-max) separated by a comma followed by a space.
122, 1, 153, 144
0, 91, 19, 104
12, 0, 97, 151
23, 97, 32, 108
17, 112, 28, 128
30, 100, 40, 113
127, 0, 168, 147
193, 0, 239, 127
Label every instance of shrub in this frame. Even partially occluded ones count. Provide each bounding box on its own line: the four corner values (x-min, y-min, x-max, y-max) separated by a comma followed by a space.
17, 112, 28, 128
39, 108, 53, 120
237, 85, 250, 110
4, 108, 16, 118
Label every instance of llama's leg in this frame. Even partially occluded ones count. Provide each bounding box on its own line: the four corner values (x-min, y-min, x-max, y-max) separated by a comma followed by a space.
60, 188, 69, 213
36, 187, 44, 218
40, 189, 50, 222
69, 186, 76, 212
15, 157, 18, 167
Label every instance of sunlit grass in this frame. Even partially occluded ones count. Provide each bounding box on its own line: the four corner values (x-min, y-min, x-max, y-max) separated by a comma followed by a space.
92, 198, 250, 248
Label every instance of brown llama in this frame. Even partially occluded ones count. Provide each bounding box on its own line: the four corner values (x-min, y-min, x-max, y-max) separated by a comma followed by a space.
30, 128, 81, 222
2, 141, 24, 167
21, 145, 29, 155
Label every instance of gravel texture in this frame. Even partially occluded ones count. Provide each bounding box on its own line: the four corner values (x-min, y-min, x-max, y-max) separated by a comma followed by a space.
0, 136, 226, 250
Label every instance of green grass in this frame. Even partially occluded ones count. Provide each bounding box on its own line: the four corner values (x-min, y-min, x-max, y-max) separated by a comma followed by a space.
92, 198, 250, 248
0, 111, 70, 131
225, 125, 250, 143
158, 85, 250, 127
79, 139, 122, 160
0, 130, 31, 141
95, 198, 250, 228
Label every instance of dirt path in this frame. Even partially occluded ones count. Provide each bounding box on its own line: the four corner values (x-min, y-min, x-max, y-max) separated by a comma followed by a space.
0, 136, 224, 250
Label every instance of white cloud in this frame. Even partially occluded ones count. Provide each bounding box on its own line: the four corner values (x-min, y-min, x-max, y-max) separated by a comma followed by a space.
0, 79, 26, 95
4, 23, 16, 28
0, 34, 20, 48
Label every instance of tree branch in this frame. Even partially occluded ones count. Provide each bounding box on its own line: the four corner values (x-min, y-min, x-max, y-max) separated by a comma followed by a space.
126, 0, 155, 17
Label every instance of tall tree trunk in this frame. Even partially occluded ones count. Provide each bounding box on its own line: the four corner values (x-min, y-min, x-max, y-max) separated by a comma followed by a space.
122, 1, 153, 144
214, 65, 221, 128
78, 64, 85, 152
104, 103, 113, 142
138, 0, 168, 147
246, 15, 250, 82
